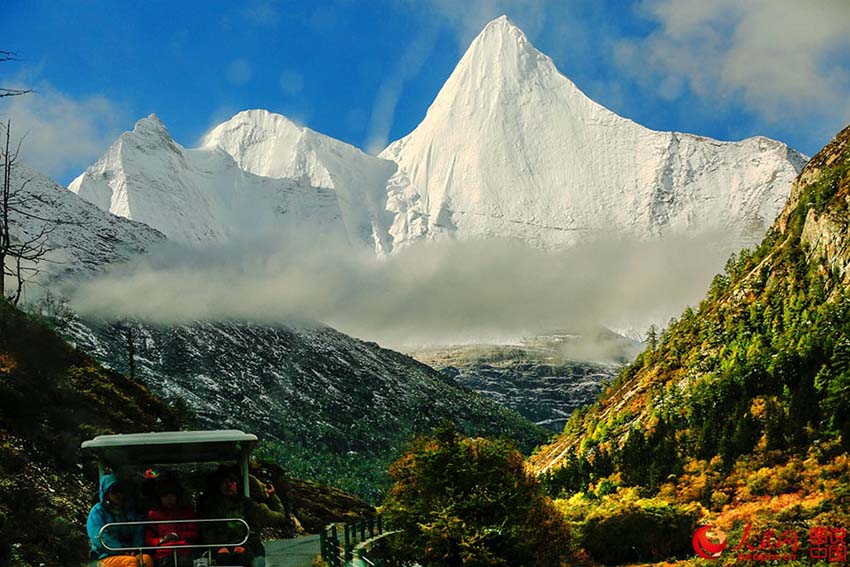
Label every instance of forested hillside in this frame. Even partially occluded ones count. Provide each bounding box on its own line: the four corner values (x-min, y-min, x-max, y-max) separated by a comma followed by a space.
531, 124, 850, 565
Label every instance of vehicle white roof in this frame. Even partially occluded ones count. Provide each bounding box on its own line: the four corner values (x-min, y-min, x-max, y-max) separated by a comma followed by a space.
81, 430, 258, 466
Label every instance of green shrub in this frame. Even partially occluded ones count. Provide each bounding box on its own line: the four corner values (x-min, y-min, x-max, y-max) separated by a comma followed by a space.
580, 499, 700, 565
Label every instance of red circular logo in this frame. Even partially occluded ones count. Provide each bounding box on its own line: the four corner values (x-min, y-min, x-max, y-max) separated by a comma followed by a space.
693, 525, 728, 559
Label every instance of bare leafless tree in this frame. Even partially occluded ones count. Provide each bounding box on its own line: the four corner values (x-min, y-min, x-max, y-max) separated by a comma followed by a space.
0, 50, 33, 98
111, 320, 138, 379
1, 120, 55, 305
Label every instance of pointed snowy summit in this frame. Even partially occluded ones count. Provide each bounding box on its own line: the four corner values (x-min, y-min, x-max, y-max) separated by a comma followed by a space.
379, 16, 806, 251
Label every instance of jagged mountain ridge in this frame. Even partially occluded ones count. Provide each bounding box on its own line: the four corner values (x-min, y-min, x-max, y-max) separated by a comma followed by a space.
407, 330, 641, 432
69, 16, 805, 256
68, 115, 364, 246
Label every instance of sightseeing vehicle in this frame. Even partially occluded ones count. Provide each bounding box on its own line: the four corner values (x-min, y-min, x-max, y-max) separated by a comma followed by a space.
81, 430, 261, 566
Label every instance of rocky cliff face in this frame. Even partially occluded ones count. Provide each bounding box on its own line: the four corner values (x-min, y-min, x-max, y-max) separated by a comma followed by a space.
787, 126, 850, 287
408, 331, 640, 432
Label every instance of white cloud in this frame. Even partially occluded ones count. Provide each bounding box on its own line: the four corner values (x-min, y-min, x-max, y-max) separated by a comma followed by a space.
70, 231, 730, 348
617, 0, 850, 130
365, 21, 440, 154
0, 81, 126, 184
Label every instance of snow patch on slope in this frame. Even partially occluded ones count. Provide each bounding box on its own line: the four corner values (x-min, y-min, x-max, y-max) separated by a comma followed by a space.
10, 163, 164, 280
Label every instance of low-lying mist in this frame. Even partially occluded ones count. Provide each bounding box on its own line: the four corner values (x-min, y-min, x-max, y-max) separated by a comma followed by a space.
69, 231, 734, 349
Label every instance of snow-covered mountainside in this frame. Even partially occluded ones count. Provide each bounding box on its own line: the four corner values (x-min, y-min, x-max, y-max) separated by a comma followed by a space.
8, 163, 164, 280
380, 16, 807, 250
70, 16, 805, 257
202, 110, 397, 253
68, 114, 387, 248
63, 317, 547, 497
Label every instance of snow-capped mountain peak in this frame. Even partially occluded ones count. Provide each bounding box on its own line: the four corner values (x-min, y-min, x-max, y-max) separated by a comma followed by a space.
452, 14, 552, 87
200, 109, 315, 181
134, 113, 168, 134
70, 109, 397, 249
71, 15, 804, 260
379, 15, 805, 250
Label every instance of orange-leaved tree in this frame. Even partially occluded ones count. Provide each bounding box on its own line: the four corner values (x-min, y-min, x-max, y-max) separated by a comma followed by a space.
381, 422, 572, 566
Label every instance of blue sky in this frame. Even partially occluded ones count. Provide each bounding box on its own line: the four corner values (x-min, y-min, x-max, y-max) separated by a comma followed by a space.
2, 0, 849, 185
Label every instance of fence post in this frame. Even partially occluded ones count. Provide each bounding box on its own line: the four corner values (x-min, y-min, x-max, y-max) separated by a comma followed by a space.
331, 525, 339, 567
360, 520, 366, 541
344, 524, 352, 562
368, 516, 374, 538
377, 515, 383, 534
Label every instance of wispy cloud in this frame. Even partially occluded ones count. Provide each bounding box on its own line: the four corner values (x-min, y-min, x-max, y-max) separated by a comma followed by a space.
70, 231, 732, 347
616, 0, 850, 143
240, 1, 280, 27
279, 69, 304, 96
365, 20, 440, 154
0, 81, 127, 184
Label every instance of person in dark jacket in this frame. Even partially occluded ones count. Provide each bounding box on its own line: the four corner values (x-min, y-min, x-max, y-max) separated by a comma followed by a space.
197, 466, 288, 567
86, 474, 154, 567
144, 477, 199, 567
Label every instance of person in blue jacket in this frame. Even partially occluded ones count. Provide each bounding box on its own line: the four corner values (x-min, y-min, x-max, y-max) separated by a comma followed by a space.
86, 474, 154, 567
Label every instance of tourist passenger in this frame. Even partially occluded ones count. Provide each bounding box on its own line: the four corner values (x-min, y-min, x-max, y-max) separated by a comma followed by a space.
198, 466, 288, 566
86, 474, 154, 567
144, 477, 199, 567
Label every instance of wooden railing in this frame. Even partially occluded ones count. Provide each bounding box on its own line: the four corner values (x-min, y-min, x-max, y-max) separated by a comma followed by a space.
320, 516, 389, 566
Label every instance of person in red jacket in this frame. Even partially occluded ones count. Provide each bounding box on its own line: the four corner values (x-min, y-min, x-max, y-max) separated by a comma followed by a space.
144, 477, 199, 567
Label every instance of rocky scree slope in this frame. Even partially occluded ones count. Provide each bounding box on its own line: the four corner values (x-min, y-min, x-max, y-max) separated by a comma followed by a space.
408, 330, 640, 432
